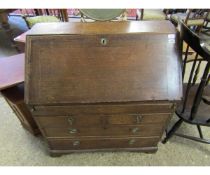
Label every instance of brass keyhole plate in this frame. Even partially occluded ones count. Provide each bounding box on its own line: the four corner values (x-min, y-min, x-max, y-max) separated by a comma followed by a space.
101, 38, 107, 45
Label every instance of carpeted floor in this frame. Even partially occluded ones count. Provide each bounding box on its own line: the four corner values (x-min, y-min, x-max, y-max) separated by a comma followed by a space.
0, 16, 210, 166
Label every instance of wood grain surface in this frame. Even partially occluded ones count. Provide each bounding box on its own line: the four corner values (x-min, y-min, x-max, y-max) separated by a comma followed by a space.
0, 54, 24, 90
24, 21, 182, 155
28, 21, 176, 35
25, 21, 182, 105
34, 113, 170, 128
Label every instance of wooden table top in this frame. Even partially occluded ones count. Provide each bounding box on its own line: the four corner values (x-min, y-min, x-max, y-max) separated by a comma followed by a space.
14, 31, 28, 43
14, 20, 177, 43
0, 54, 25, 90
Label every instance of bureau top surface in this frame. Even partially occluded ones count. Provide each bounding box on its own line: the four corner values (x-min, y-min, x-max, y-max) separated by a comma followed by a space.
27, 21, 176, 35
25, 21, 182, 105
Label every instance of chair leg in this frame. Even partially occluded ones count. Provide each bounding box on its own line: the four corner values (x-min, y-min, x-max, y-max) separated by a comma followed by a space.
196, 125, 203, 139
182, 44, 190, 78
162, 119, 184, 144
190, 62, 210, 120
174, 133, 210, 144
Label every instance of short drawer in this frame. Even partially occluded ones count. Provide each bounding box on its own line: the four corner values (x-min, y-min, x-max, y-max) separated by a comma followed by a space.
42, 124, 164, 138
48, 137, 160, 150
35, 113, 170, 128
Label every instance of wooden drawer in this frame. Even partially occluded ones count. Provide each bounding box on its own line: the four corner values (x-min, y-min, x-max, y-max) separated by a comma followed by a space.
35, 113, 170, 128
32, 103, 173, 116
42, 124, 164, 138
48, 137, 160, 150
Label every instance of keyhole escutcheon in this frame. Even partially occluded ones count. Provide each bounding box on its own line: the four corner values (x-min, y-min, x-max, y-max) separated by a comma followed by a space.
100, 38, 107, 45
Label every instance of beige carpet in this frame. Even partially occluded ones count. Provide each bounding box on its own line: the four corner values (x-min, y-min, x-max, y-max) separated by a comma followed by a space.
0, 94, 210, 166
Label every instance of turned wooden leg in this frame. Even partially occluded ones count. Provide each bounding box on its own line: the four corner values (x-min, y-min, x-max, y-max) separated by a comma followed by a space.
145, 148, 158, 154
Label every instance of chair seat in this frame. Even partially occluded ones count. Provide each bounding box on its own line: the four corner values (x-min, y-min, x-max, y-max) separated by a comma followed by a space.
143, 10, 166, 20
25, 16, 60, 28
176, 102, 210, 126
176, 84, 210, 126
171, 13, 204, 26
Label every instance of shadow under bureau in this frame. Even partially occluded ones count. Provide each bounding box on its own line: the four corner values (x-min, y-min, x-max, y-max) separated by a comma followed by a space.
25, 21, 182, 156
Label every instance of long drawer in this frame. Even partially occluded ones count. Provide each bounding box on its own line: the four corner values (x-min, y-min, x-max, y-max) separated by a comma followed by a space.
34, 113, 170, 128
41, 124, 164, 138
48, 137, 160, 150
32, 103, 173, 116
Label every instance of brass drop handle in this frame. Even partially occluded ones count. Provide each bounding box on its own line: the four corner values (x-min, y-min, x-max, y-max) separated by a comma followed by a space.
68, 128, 77, 134
67, 116, 74, 125
100, 38, 107, 45
73, 141, 80, 146
136, 115, 143, 124
129, 139, 136, 145
132, 127, 140, 133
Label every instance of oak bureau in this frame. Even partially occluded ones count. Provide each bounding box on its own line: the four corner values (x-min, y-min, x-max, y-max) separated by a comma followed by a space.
25, 21, 182, 156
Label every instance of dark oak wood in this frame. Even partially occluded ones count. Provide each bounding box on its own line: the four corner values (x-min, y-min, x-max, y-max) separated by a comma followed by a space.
49, 146, 158, 156
32, 103, 173, 115
40, 124, 165, 138
34, 113, 170, 128
25, 21, 182, 105
48, 137, 160, 150
28, 21, 177, 35
0, 54, 24, 90
25, 21, 182, 155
